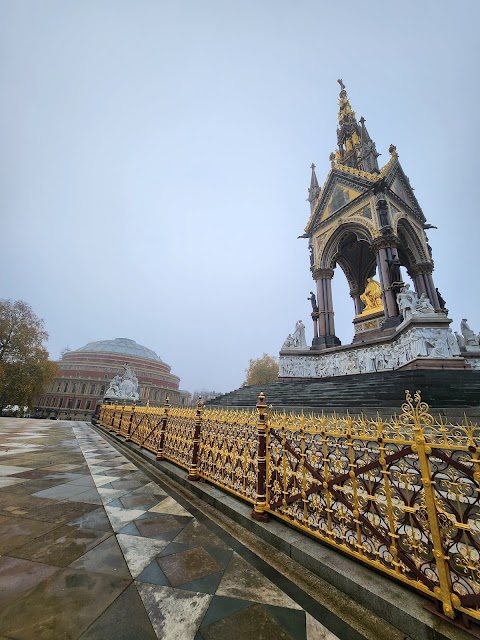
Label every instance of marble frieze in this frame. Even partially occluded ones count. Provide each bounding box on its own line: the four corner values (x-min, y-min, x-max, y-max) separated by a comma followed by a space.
279, 319, 461, 379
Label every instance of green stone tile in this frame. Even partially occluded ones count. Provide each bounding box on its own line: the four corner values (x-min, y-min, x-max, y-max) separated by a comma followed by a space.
176, 570, 224, 595
79, 583, 157, 640
264, 605, 307, 640
135, 560, 170, 586
200, 595, 253, 628
201, 603, 294, 640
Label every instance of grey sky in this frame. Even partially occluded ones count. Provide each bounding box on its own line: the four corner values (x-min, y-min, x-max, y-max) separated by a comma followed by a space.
1, 1, 479, 394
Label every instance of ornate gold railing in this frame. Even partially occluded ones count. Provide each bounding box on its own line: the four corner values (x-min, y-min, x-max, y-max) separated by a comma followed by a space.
97, 392, 480, 624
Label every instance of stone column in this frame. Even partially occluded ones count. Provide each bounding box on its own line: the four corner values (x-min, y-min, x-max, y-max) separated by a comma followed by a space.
325, 274, 336, 336
414, 273, 427, 296
311, 268, 341, 348
315, 277, 327, 336
350, 290, 363, 316
426, 271, 441, 310
311, 312, 319, 338
411, 263, 441, 310
371, 241, 399, 318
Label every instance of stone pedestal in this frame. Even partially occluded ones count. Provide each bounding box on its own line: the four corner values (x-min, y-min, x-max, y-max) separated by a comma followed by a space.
352, 311, 384, 343
279, 314, 464, 379
311, 335, 341, 349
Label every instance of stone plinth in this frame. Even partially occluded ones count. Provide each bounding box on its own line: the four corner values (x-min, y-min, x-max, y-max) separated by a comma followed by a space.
279, 315, 465, 379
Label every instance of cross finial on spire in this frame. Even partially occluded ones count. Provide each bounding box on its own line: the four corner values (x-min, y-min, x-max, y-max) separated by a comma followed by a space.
359, 116, 365, 125
307, 163, 320, 211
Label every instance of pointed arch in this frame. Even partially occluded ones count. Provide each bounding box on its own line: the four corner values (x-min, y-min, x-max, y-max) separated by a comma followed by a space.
395, 217, 428, 271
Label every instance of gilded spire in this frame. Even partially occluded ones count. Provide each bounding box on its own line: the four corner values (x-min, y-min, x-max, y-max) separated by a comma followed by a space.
307, 163, 320, 212
334, 80, 379, 173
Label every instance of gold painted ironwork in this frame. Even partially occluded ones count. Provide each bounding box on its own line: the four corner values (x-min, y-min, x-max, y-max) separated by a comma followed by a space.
198, 406, 258, 502
162, 406, 197, 469
97, 392, 480, 623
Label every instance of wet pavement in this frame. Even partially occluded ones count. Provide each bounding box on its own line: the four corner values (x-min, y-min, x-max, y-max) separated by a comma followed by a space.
0, 418, 342, 640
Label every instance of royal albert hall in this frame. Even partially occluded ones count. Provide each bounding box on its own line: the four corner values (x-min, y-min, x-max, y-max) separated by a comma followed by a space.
34, 338, 190, 420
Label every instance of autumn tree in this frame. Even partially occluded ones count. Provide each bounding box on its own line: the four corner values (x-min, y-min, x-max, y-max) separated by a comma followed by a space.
243, 353, 279, 387
0, 300, 58, 411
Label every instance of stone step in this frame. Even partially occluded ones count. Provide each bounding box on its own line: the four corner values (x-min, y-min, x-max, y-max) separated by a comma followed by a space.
206, 370, 480, 414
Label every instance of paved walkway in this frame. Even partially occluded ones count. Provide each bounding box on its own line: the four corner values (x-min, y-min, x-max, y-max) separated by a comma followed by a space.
0, 418, 339, 640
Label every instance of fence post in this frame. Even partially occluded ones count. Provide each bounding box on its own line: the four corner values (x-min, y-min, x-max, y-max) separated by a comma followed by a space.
188, 397, 203, 480
406, 390, 455, 619
252, 392, 269, 522
109, 402, 118, 429
125, 403, 135, 441
117, 401, 125, 433
156, 398, 170, 460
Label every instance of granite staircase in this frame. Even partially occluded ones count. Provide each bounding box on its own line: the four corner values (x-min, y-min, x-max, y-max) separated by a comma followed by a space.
205, 370, 480, 419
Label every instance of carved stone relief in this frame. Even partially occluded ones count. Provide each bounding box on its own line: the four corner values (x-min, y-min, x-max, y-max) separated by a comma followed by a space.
279, 325, 461, 379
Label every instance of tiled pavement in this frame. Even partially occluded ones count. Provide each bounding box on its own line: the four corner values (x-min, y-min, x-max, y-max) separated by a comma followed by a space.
0, 418, 340, 640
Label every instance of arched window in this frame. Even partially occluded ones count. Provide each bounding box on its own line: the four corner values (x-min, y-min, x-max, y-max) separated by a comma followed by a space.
64, 383, 68, 392
100, 385, 105, 395
90, 384, 96, 394
81, 384, 86, 394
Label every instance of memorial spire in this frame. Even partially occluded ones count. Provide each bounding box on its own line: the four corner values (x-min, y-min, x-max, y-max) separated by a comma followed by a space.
334, 80, 379, 173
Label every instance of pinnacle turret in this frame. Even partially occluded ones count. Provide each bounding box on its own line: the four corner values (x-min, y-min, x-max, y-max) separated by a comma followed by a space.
334, 80, 379, 173
307, 163, 320, 212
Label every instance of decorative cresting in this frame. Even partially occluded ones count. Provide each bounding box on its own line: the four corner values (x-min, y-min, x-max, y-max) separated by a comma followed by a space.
97, 393, 480, 623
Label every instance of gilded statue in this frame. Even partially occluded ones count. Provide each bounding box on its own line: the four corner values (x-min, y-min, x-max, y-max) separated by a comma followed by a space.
359, 278, 383, 314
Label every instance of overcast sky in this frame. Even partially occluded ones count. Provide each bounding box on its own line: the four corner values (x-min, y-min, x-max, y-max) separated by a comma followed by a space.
1, 1, 479, 394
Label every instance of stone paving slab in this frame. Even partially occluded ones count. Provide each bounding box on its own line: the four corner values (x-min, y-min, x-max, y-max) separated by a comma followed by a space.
0, 418, 341, 640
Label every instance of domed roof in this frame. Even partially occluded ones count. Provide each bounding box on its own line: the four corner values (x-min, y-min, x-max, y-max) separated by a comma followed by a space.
74, 338, 164, 363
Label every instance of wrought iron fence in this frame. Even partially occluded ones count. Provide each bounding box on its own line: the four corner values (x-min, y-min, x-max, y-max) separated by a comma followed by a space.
97, 392, 480, 624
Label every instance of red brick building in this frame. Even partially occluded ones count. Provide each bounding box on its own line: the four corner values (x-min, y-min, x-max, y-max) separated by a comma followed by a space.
34, 338, 190, 420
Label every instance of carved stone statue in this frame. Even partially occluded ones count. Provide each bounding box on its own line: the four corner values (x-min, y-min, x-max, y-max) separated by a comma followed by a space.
293, 320, 307, 349
415, 293, 436, 315
105, 374, 122, 398
282, 334, 294, 349
309, 245, 314, 267
308, 292, 318, 312
396, 284, 418, 320
460, 319, 480, 347
386, 256, 402, 285
360, 278, 383, 312
455, 331, 465, 350
105, 364, 140, 401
